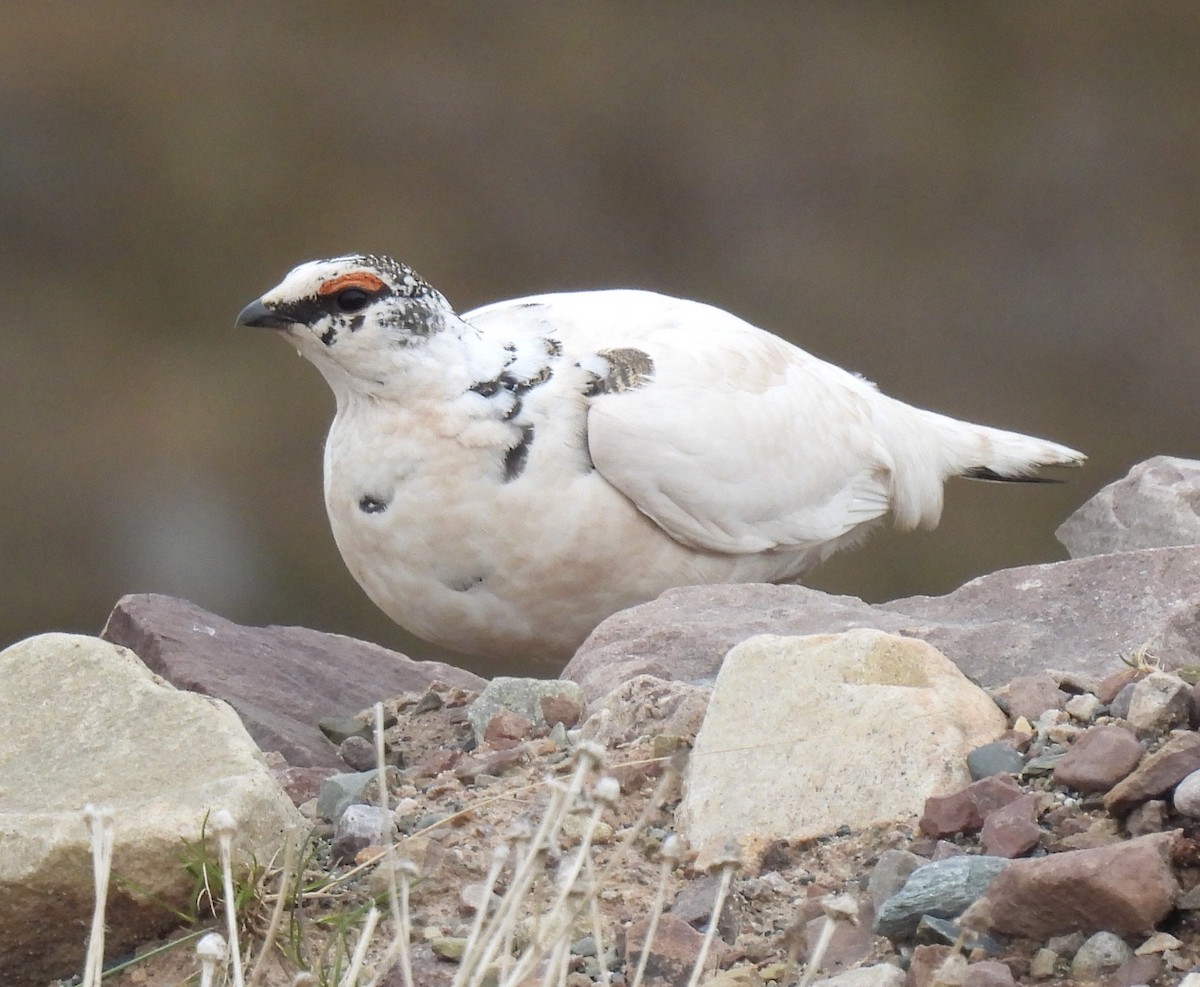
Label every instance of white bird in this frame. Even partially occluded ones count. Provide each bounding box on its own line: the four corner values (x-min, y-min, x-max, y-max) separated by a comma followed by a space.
237, 254, 1084, 665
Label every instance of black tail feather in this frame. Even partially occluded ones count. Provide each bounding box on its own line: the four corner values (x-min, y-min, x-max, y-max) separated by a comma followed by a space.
961, 466, 1064, 484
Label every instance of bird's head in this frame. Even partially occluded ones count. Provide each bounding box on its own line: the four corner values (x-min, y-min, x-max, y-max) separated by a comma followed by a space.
236, 254, 457, 392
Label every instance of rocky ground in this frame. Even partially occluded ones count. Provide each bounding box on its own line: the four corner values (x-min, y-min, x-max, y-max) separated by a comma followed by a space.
8, 455, 1200, 987
87, 654, 1200, 987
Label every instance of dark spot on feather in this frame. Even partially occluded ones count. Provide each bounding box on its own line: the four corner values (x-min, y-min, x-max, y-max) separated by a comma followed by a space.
584, 348, 655, 396
545, 337, 563, 357
504, 425, 535, 481
358, 494, 390, 514
470, 378, 505, 398
349, 314, 366, 332
319, 324, 338, 347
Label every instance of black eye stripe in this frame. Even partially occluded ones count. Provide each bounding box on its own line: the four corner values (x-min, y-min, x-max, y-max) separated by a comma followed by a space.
272, 283, 392, 327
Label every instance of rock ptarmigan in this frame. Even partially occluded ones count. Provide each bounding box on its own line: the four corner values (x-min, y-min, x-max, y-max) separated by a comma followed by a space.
237, 254, 1084, 665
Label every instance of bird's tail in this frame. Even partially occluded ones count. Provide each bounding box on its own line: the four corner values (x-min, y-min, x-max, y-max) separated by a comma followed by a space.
885, 404, 1085, 530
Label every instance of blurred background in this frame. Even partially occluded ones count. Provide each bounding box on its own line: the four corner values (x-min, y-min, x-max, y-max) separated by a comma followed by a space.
3, 3, 1198, 677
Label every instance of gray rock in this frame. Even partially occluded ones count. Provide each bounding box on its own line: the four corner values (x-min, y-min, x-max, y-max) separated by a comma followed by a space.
319, 715, 373, 746
466, 676, 586, 743
1057, 456, 1200, 558
102, 593, 483, 767
874, 855, 1010, 939
563, 546, 1200, 700
1127, 671, 1191, 736
967, 742, 1025, 780
1028, 948, 1059, 979
1069, 931, 1133, 979
316, 771, 375, 823
331, 804, 395, 863
1063, 692, 1102, 723
338, 734, 379, 772
1109, 681, 1137, 720
1171, 769, 1200, 818
678, 632, 1006, 858
580, 674, 711, 749
0, 633, 301, 987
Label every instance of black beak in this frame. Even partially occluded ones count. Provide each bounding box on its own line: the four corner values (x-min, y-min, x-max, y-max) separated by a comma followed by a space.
236, 298, 298, 330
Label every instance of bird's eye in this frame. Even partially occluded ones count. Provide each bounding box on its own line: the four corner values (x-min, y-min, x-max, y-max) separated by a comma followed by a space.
336, 288, 370, 313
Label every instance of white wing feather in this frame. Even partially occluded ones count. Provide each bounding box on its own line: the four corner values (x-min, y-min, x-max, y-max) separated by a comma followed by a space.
468, 290, 901, 555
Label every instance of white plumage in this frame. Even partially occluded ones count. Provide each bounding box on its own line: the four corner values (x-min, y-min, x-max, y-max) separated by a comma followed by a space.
237, 254, 1084, 665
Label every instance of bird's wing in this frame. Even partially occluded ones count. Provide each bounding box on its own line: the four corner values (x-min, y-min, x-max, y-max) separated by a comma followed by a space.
469, 290, 897, 555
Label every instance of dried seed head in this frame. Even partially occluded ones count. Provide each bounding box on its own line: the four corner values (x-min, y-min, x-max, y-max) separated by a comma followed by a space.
593, 776, 621, 808
210, 809, 238, 838
196, 932, 227, 962
576, 740, 607, 767
819, 893, 860, 924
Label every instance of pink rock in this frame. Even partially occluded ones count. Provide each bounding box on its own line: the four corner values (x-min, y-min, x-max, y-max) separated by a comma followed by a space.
1052, 724, 1143, 792
980, 794, 1041, 858
991, 675, 1065, 722
102, 593, 482, 767
919, 774, 1024, 837
482, 708, 535, 748
622, 913, 717, 986
974, 831, 1179, 937
963, 959, 1015, 987
563, 547, 1200, 701
1104, 731, 1200, 815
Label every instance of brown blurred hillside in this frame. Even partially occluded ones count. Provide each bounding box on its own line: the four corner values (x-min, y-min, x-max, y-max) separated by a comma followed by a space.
2, 4, 1198, 677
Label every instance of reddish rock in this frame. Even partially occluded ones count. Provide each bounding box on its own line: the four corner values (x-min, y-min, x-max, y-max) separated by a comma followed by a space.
974, 831, 1179, 937
906, 944, 957, 987
1110, 953, 1164, 987
1097, 667, 1145, 705
483, 708, 535, 748
963, 959, 1015, 987
539, 693, 583, 729
563, 547, 1200, 700
415, 748, 462, 778
102, 593, 483, 767
1052, 724, 1144, 792
1125, 800, 1168, 836
454, 745, 529, 781
802, 901, 877, 976
622, 913, 716, 986
991, 675, 1066, 722
980, 794, 1040, 858
919, 774, 1024, 837
275, 765, 336, 806
1104, 731, 1200, 815
669, 874, 740, 943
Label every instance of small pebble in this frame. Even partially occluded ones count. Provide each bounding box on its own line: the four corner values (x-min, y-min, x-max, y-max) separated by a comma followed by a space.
430, 936, 468, 961
966, 742, 1025, 780
1070, 931, 1132, 979
1063, 693, 1102, 723
1028, 948, 1059, 979
1173, 768, 1200, 818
